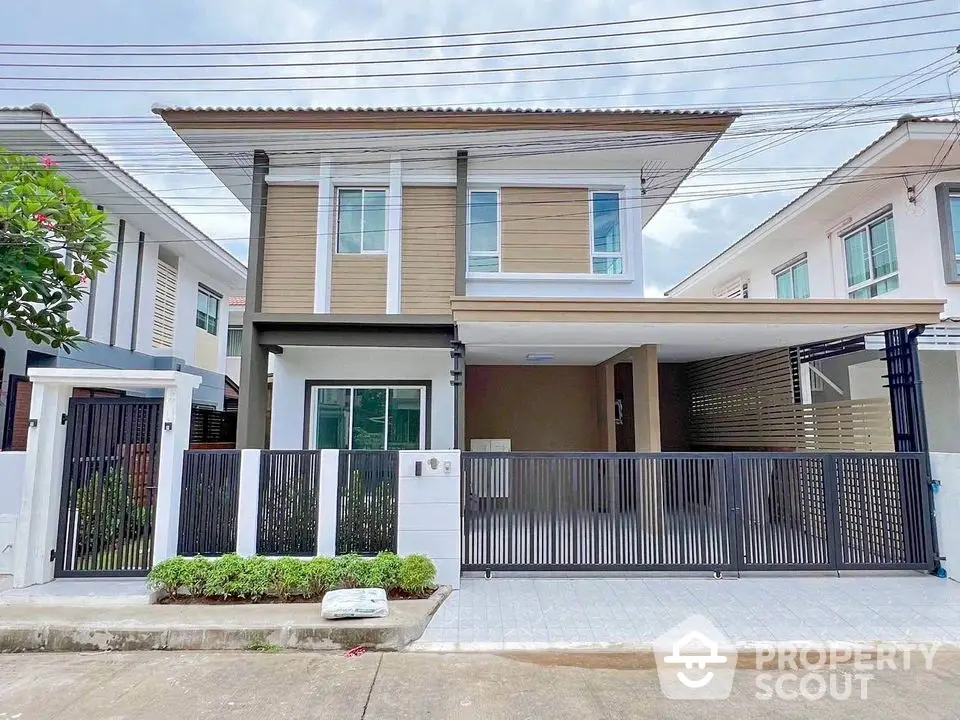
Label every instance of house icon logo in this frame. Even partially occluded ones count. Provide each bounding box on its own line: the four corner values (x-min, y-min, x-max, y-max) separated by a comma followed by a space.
653, 615, 737, 700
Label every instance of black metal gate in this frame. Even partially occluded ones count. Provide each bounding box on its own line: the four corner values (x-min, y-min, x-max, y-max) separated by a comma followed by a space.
336, 451, 399, 555
55, 397, 163, 577
461, 452, 935, 574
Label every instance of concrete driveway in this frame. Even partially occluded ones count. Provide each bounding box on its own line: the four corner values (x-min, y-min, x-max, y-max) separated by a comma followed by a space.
411, 574, 960, 651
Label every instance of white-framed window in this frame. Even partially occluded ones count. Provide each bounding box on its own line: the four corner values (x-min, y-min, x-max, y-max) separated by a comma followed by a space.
336, 187, 387, 254
195, 286, 220, 335
309, 384, 427, 450
775, 260, 810, 299
843, 211, 898, 298
590, 190, 623, 275
467, 189, 500, 273
226, 326, 242, 357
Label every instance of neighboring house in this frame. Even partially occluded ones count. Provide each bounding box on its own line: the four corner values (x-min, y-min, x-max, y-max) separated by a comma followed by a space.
668, 116, 960, 453
226, 296, 245, 386
156, 106, 940, 458
0, 104, 246, 450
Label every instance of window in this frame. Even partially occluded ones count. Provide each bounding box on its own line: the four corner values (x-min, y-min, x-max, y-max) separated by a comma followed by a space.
467, 190, 500, 273
336, 188, 387, 253
935, 184, 960, 283
842, 212, 898, 298
310, 385, 427, 450
196, 286, 219, 335
591, 191, 623, 274
226, 326, 242, 357
774, 261, 810, 299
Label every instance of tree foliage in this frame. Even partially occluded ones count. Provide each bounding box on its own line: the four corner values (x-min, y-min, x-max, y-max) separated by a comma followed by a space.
0, 150, 110, 350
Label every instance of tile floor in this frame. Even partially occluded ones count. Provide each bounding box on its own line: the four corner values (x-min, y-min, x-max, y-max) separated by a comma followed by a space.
409, 574, 960, 651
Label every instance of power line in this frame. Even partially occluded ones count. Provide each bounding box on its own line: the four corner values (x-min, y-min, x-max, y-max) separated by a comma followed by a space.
5, 27, 955, 83
0, 0, 838, 50
3, 8, 945, 70
6, 43, 950, 93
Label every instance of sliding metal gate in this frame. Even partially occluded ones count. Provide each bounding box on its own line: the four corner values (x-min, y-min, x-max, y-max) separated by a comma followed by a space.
55, 397, 163, 577
461, 452, 934, 574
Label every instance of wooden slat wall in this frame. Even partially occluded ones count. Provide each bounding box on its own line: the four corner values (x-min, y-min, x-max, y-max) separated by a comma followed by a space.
401, 186, 456, 314
262, 186, 318, 313
330, 254, 387, 313
501, 187, 590, 273
686, 349, 894, 451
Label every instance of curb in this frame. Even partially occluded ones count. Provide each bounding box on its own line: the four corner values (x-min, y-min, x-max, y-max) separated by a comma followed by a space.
0, 586, 452, 653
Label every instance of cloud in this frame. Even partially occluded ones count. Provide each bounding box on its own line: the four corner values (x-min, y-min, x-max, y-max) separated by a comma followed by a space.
0, 0, 954, 281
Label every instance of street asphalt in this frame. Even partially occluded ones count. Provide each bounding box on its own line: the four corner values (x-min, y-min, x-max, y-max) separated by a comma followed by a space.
2, 650, 960, 719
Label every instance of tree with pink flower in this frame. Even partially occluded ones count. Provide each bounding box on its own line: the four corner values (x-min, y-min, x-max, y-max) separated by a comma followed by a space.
0, 149, 110, 350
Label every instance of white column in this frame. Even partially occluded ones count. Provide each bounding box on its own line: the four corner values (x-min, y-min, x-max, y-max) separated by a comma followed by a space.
314, 161, 334, 313
386, 156, 403, 314
152, 377, 198, 566
12, 382, 71, 588
317, 449, 339, 556
235, 449, 262, 556
396, 450, 461, 589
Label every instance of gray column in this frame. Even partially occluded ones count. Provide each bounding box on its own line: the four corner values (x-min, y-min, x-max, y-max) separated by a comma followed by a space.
454, 150, 468, 297
238, 150, 270, 449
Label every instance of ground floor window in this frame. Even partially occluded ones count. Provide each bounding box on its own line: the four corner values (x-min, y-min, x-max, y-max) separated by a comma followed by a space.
309, 384, 427, 450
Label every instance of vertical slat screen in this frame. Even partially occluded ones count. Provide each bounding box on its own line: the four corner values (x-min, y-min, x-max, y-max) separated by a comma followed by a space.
257, 451, 321, 556
335, 451, 399, 555
178, 450, 241, 556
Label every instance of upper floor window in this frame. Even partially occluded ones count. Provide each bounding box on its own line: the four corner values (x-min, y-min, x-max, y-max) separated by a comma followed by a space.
196, 286, 220, 335
774, 259, 810, 299
842, 211, 898, 298
468, 190, 500, 273
226, 326, 242, 357
591, 191, 623, 275
336, 188, 386, 254
935, 184, 960, 283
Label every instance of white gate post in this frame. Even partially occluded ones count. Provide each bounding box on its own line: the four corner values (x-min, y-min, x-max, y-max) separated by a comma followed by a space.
397, 450, 461, 589
12, 381, 71, 588
152, 374, 202, 566
317, 449, 339, 556
236, 449, 262, 556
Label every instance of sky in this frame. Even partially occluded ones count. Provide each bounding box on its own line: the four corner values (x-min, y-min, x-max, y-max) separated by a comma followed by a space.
1, 0, 958, 294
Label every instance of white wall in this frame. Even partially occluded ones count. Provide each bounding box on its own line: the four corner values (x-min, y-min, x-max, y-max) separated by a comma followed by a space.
270, 347, 455, 450
921, 351, 960, 454
397, 450, 461, 589
0, 451, 26, 575
170, 256, 229, 373
931, 453, 960, 582
677, 166, 960, 313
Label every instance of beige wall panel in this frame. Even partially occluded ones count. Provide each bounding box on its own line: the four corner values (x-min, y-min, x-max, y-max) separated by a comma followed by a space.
262, 186, 318, 313
330, 254, 388, 314
500, 187, 590, 274
401, 186, 457, 314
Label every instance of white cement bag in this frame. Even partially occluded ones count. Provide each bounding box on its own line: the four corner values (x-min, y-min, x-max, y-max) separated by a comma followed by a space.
321, 588, 389, 620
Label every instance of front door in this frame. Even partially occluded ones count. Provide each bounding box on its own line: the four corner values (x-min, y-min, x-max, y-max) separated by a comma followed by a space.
614, 362, 635, 452
55, 397, 163, 577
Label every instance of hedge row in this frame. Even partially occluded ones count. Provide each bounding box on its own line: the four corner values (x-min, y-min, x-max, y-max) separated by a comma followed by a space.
147, 553, 436, 601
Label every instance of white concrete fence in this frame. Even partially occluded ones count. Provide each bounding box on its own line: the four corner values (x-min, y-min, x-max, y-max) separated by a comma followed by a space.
227, 449, 461, 588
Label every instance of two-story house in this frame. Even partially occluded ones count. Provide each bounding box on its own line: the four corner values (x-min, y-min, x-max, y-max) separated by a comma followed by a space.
157, 106, 942, 459
0, 104, 246, 450
668, 116, 960, 454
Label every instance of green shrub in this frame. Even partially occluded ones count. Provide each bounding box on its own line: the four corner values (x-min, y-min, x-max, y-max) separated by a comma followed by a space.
370, 552, 404, 592
304, 557, 339, 597
398, 554, 436, 594
204, 554, 249, 599
147, 556, 191, 598
76, 469, 150, 557
337, 554, 370, 588
243, 556, 273, 601
270, 557, 308, 600
183, 556, 212, 597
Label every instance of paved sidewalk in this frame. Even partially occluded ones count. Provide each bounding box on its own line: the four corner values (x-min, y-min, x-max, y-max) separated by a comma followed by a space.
3, 650, 960, 719
410, 575, 960, 651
